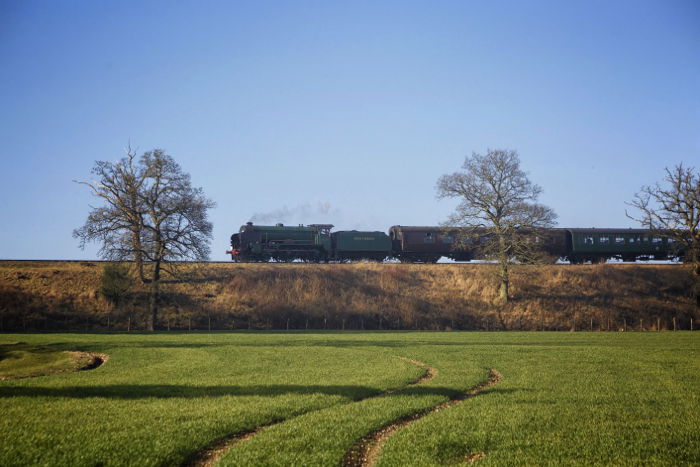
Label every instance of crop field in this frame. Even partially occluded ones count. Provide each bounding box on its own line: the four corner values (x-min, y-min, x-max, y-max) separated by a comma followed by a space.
0, 332, 698, 466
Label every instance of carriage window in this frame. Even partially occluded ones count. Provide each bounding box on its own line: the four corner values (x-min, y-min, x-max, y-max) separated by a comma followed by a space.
615, 237, 625, 244
652, 237, 662, 244
583, 236, 594, 245
629, 237, 635, 244
642, 236, 649, 242
599, 236, 609, 244
424, 232, 435, 243
442, 235, 454, 244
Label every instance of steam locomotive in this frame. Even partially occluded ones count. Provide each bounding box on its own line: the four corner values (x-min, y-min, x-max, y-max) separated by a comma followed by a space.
228, 222, 682, 264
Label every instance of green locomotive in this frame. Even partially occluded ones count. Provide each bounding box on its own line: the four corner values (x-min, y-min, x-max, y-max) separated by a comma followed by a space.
229, 222, 391, 262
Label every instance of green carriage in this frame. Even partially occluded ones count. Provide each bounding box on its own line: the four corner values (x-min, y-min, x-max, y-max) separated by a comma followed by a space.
566, 228, 680, 263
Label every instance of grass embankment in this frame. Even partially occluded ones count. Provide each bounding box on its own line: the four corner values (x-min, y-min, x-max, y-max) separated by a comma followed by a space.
0, 261, 694, 331
0, 332, 698, 466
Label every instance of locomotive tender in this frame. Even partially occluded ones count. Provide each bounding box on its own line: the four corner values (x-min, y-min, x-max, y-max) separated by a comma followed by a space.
228, 222, 681, 263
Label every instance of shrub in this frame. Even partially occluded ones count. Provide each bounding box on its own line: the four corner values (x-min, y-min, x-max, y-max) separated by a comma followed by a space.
100, 263, 133, 308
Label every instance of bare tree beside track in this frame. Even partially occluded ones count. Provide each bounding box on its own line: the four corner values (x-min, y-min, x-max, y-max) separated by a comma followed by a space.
627, 163, 700, 313
437, 149, 557, 303
74, 148, 215, 331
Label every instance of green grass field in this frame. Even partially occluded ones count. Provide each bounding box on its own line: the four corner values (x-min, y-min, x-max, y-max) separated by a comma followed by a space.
0, 332, 698, 466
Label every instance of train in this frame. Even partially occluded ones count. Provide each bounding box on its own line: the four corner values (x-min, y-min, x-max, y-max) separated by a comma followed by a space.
228, 222, 683, 264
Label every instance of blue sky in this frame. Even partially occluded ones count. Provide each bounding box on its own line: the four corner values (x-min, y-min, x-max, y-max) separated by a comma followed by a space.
1, 0, 698, 260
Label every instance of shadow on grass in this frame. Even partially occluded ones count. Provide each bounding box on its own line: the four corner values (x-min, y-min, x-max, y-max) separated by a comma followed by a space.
0, 342, 64, 356
29, 334, 599, 355
43, 341, 221, 351
0, 384, 517, 400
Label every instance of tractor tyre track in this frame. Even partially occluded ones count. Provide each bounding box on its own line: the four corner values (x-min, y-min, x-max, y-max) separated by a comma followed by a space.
342, 369, 502, 467
182, 357, 436, 467
0, 351, 108, 381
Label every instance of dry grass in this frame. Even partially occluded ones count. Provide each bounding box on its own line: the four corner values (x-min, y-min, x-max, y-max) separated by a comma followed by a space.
0, 261, 695, 331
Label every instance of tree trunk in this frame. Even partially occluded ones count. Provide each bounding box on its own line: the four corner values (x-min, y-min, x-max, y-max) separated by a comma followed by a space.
131, 228, 145, 283
498, 235, 510, 302
694, 260, 700, 316
148, 259, 161, 331
499, 272, 509, 302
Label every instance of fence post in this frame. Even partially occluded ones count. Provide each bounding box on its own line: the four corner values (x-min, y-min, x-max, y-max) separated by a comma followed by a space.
127, 316, 131, 332
287, 318, 290, 330
208, 315, 211, 332
673, 317, 676, 331
657, 317, 661, 332
623, 318, 627, 332
590, 317, 593, 332
640, 319, 643, 332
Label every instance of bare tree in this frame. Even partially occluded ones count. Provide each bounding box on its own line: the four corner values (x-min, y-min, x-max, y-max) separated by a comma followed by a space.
75, 148, 215, 330
627, 163, 700, 312
437, 149, 557, 302
138, 150, 215, 331
73, 146, 147, 282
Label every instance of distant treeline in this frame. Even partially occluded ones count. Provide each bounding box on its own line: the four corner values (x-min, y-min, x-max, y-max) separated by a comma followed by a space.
0, 261, 696, 332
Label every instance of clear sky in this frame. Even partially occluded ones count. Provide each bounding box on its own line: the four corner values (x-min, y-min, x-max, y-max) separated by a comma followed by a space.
1, 0, 698, 260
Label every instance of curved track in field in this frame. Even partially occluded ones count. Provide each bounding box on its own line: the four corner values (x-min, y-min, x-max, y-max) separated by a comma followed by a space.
0, 351, 108, 381
341, 369, 502, 467
182, 357, 437, 467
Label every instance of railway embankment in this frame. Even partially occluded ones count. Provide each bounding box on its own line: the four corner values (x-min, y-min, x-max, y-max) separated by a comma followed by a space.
0, 261, 695, 332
